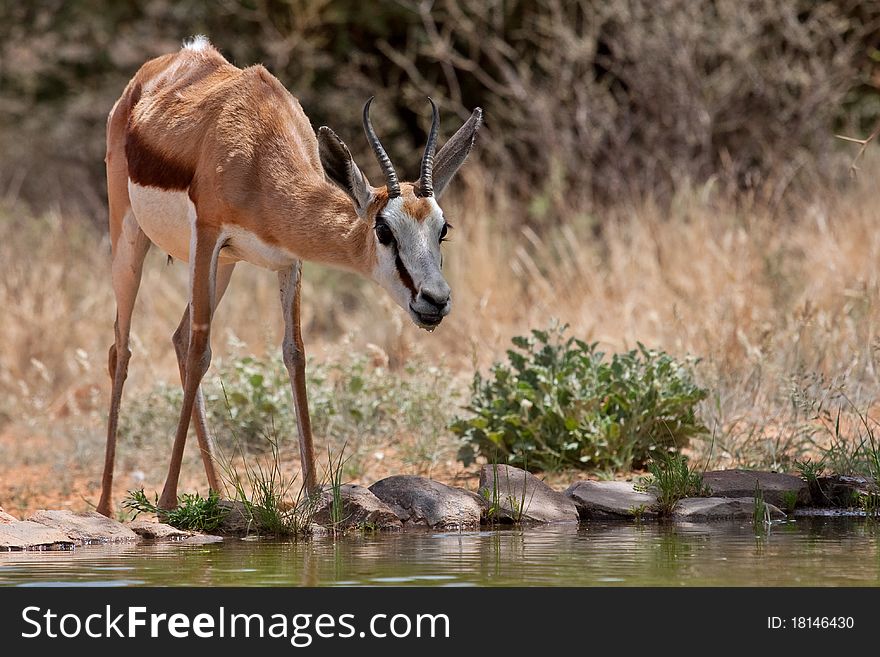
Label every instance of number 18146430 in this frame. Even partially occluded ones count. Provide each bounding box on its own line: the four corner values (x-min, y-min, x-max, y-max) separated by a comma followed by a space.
768, 617, 854, 630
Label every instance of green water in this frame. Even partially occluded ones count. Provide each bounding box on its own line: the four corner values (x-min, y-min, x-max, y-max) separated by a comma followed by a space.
1, 518, 879, 587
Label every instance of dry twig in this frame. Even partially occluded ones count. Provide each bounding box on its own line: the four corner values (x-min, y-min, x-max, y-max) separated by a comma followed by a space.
836, 117, 880, 178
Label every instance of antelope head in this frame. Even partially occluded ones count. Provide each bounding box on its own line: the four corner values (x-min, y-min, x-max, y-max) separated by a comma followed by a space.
318, 98, 482, 330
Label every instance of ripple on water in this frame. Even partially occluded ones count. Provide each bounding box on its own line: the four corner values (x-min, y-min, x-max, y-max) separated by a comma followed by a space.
18, 580, 147, 587
0, 518, 877, 587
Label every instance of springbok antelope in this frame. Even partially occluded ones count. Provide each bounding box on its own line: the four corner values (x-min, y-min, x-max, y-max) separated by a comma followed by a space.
97, 36, 481, 515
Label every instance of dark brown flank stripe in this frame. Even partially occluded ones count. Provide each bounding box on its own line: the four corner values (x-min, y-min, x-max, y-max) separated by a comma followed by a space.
125, 128, 195, 190
124, 82, 194, 191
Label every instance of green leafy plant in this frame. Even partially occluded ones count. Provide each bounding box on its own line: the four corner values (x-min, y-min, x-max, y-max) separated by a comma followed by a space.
795, 457, 827, 506
795, 458, 825, 484
120, 348, 460, 478
123, 489, 227, 532
860, 491, 880, 517
206, 356, 294, 446
642, 452, 707, 515
630, 504, 648, 522
454, 324, 708, 472
781, 490, 799, 514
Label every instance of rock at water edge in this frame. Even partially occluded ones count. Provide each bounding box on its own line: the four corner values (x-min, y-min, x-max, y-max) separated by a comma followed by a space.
565, 480, 658, 520
28, 510, 138, 544
478, 464, 578, 523
369, 475, 482, 529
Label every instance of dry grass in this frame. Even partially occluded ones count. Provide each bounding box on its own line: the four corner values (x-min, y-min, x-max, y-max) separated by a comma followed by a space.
3, 153, 880, 515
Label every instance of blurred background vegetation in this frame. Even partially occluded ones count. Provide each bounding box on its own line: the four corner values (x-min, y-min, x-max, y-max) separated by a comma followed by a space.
2, 0, 880, 219
5, 1, 880, 513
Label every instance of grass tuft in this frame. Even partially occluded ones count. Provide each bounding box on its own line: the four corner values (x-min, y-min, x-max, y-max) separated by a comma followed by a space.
482, 456, 535, 525
324, 445, 349, 534
641, 452, 707, 515
213, 395, 318, 537
780, 490, 798, 514
122, 488, 227, 532
753, 482, 771, 535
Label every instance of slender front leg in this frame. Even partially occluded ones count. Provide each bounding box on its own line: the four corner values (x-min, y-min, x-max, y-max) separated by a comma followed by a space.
279, 263, 318, 494
171, 262, 236, 493
159, 226, 224, 510
98, 211, 151, 517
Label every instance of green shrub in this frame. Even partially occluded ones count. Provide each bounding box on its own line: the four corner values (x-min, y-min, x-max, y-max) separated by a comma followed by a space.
120, 346, 461, 475
117, 357, 296, 451
453, 325, 708, 472
209, 355, 295, 446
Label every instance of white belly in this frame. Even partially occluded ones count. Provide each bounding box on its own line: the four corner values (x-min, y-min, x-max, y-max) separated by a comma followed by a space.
223, 224, 297, 270
128, 181, 194, 261
127, 180, 297, 269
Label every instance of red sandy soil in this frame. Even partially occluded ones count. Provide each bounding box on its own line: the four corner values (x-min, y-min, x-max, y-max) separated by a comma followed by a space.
0, 426, 206, 519
0, 424, 482, 520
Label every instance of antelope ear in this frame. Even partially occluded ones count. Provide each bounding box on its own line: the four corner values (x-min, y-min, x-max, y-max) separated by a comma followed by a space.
431, 108, 483, 198
318, 126, 373, 217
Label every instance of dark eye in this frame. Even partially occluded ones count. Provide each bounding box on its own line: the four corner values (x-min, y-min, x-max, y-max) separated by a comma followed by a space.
375, 223, 394, 246
440, 222, 450, 242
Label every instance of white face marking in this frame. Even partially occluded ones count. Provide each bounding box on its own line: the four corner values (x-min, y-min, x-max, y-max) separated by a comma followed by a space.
128, 180, 296, 270
370, 196, 452, 329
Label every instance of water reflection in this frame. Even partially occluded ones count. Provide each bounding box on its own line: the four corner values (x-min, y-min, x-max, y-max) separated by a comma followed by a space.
1, 518, 878, 587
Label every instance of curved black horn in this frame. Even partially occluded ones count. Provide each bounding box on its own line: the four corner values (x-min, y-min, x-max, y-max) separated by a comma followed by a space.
362, 97, 401, 198
417, 97, 440, 197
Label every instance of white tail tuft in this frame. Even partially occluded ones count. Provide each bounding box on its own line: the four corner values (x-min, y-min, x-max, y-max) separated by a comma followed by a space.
182, 35, 210, 52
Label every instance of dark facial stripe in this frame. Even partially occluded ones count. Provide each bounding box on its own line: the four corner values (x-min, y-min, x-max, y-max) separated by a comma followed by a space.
395, 251, 418, 297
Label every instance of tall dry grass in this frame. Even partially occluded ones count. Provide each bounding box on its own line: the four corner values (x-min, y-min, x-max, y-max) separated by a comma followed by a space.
443, 164, 880, 469
3, 151, 880, 512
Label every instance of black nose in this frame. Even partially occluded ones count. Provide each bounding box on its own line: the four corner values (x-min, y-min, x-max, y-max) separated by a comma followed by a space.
419, 288, 450, 309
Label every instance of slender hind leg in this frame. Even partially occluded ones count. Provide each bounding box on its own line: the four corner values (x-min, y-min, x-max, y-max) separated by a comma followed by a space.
171, 262, 235, 492
97, 211, 151, 517
159, 226, 224, 510
279, 262, 318, 494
